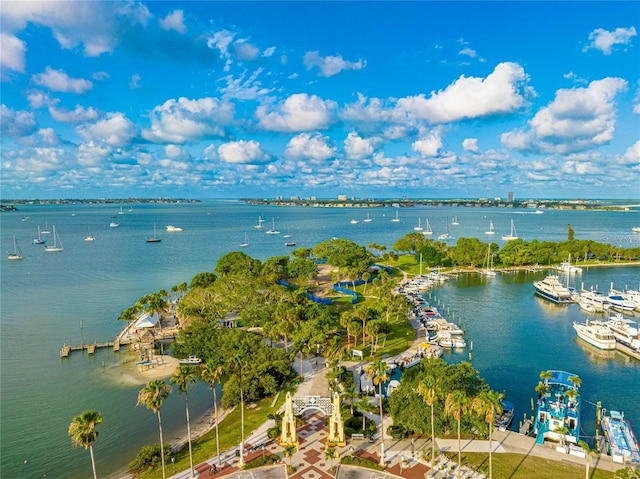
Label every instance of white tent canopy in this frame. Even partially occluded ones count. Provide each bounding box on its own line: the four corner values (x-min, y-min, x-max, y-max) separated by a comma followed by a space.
134, 312, 159, 329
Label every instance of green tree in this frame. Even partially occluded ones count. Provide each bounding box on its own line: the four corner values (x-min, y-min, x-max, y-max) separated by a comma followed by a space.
215, 251, 262, 277
472, 390, 503, 479
190, 271, 217, 289
227, 349, 250, 466
567, 223, 575, 241
200, 360, 224, 468
171, 365, 197, 477
417, 376, 439, 468
137, 380, 172, 479
283, 444, 296, 467
445, 390, 468, 474
324, 446, 337, 469
366, 359, 390, 466
68, 410, 103, 479
578, 439, 599, 479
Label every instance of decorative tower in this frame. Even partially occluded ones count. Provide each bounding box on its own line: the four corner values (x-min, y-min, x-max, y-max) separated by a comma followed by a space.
327, 391, 346, 447
279, 392, 299, 450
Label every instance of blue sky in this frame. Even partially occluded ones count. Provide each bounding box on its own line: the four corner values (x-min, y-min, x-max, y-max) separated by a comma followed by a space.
1, 1, 638, 200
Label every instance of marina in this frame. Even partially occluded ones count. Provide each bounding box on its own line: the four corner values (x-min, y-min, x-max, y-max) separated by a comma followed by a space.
2, 201, 640, 478
601, 409, 640, 464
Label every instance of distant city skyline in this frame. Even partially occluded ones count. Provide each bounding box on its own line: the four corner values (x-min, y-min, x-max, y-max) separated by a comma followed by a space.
1, 2, 638, 199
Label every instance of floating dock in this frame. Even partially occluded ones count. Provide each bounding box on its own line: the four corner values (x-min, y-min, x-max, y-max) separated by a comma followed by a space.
60, 339, 119, 358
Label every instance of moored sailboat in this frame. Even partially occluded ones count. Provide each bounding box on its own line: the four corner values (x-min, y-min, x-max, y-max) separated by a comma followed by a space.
422, 218, 433, 235
146, 223, 161, 243
485, 220, 495, 235
501, 219, 518, 241
33, 225, 45, 244
8, 235, 23, 260
44, 226, 63, 252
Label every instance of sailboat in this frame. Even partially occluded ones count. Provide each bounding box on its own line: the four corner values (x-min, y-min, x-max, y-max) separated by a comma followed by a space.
391, 210, 400, 222
84, 226, 95, 242
501, 219, 518, 241
438, 218, 455, 241
239, 232, 249, 247
414, 217, 423, 231
283, 228, 293, 239
146, 223, 161, 243
254, 216, 265, 229
44, 226, 64, 252
451, 216, 459, 226
265, 218, 280, 234
363, 212, 373, 223
481, 245, 497, 276
118, 205, 125, 215
422, 218, 433, 235
41, 222, 51, 234
8, 235, 23, 260
485, 220, 495, 235
33, 226, 45, 244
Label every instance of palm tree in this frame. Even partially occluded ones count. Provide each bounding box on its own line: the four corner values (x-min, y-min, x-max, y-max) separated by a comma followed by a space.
539, 370, 553, 385
365, 359, 390, 466
68, 410, 103, 479
535, 381, 549, 398
171, 365, 197, 478
137, 380, 172, 479
472, 390, 504, 479
417, 376, 439, 467
578, 439, 599, 479
324, 446, 337, 470
568, 375, 582, 390
200, 360, 223, 468
283, 444, 296, 468
227, 350, 250, 467
445, 390, 468, 476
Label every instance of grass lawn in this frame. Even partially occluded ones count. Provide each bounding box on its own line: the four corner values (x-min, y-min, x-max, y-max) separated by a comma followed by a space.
444, 451, 615, 479
138, 389, 290, 479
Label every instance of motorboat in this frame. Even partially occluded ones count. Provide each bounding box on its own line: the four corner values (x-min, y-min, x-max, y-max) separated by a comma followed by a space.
604, 314, 640, 351
578, 288, 610, 312
573, 320, 617, 350
532, 370, 581, 446
284, 241, 296, 247
386, 379, 400, 398
601, 410, 640, 464
607, 293, 636, 312
350, 219, 359, 224
495, 400, 515, 431
178, 354, 201, 365
109, 222, 119, 228
632, 227, 640, 233
166, 225, 183, 232
533, 275, 574, 303
557, 254, 582, 274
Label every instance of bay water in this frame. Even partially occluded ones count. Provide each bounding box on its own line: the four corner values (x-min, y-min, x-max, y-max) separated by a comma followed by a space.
1, 201, 639, 478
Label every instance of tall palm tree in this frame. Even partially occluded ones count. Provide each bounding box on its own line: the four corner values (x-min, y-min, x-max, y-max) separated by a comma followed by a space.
445, 390, 468, 476
137, 379, 172, 479
227, 350, 250, 467
417, 376, 439, 467
324, 446, 337, 470
365, 359, 390, 466
68, 410, 103, 479
539, 370, 553, 385
171, 365, 197, 478
578, 439, 599, 479
568, 375, 582, 390
472, 390, 503, 479
201, 360, 224, 468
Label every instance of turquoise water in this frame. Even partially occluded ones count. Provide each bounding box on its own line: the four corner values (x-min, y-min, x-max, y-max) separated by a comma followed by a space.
1, 201, 639, 478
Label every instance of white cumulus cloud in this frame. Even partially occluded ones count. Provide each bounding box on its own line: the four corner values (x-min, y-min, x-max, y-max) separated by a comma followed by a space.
394, 62, 532, 123
462, 138, 479, 152
32, 67, 93, 94
218, 140, 272, 164
303, 51, 366, 77
76, 112, 136, 147
233, 40, 260, 61
285, 132, 336, 163
343, 132, 379, 160
412, 131, 443, 157
1, 105, 38, 137
159, 10, 186, 34
256, 93, 336, 132
142, 97, 235, 143
585, 26, 637, 55
0, 33, 26, 73
49, 104, 99, 123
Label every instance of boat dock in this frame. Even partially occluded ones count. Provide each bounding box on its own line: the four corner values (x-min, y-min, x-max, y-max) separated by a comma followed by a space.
616, 341, 640, 360
60, 339, 119, 358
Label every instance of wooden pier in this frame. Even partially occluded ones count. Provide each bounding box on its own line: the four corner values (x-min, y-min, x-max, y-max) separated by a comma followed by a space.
60, 339, 119, 358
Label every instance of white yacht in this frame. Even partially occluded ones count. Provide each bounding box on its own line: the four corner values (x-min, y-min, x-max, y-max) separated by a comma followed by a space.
573, 320, 617, 350
557, 254, 582, 274
607, 293, 636, 312
604, 315, 640, 351
166, 225, 183, 232
533, 275, 574, 303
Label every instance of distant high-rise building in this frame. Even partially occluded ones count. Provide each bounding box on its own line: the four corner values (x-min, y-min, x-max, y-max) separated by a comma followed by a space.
507, 191, 514, 202
337, 195, 347, 201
